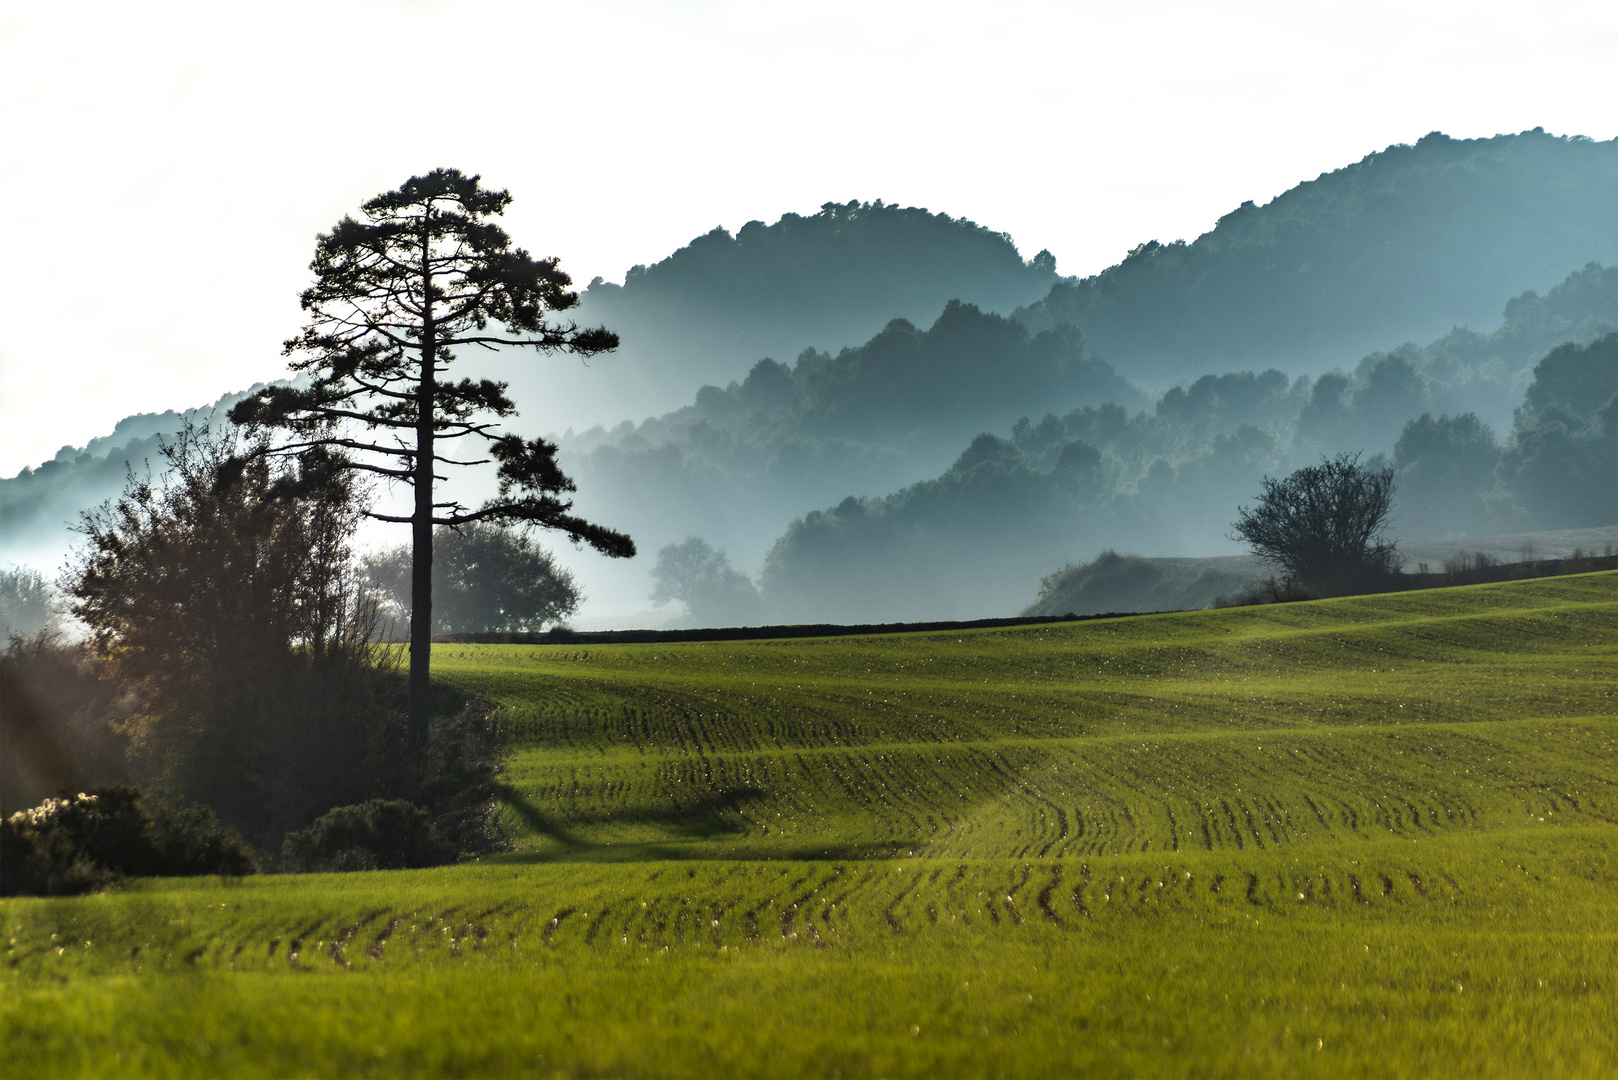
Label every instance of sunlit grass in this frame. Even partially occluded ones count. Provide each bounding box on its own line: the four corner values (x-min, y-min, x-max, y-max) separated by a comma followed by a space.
3, 572, 1615, 1076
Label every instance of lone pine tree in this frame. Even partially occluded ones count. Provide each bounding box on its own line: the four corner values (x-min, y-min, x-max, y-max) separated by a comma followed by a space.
231, 168, 634, 744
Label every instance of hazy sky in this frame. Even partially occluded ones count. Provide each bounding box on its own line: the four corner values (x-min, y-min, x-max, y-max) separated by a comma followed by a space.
2, 0, 1616, 476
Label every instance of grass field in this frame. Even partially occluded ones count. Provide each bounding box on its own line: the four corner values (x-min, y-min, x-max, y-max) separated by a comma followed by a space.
4, 573, 1616, 1077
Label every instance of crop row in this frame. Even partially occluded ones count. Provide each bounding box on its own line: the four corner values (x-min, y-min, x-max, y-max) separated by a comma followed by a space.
10, 827, 1612, 983
495, 717, 1616, 859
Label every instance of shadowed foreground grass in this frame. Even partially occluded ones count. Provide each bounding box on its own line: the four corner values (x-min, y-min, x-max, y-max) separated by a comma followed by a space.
3, 573, 1615, 1076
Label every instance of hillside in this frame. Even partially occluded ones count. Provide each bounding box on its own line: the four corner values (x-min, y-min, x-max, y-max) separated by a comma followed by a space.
499, 199, 1063, 435
0, 384, 275, 571
558, 301, 1142, 583
1014, 130, 1618, 381
445, 572, 1618, 860
756, 314, 1617, 625
554, 261, 1613, 626
6, 574, 1616, 1075
6, 133, 1614, 623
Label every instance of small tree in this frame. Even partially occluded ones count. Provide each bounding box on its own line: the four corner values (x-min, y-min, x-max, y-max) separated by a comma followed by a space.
1231, 452, 1399, 593
230, 168, 633, 743
365, 523, 581, 635
650, 537, 763, 627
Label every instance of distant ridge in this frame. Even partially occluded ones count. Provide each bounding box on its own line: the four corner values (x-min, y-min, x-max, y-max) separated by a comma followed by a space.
1015, 129, 1618, 380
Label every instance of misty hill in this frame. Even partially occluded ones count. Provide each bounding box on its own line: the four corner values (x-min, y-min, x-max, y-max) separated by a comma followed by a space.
1318, 261, 1618, 440
559, 301, 1143, 576
583, 262, 1612, 623
755, 310, 1618, 624
1012, 130, 1618, 382
9, 134, 1615, 623
501, 200, 1062, 434
0, 387, 268, 570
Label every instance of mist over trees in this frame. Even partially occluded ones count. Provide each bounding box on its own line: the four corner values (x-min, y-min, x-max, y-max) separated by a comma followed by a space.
0, 566, 58, 639
649, 537, 763, 628
0, 385, 274, 570
756, 310, 1617, 624
1012, 130, 1618, 381
4, 131, 1614, 631
512, 200, 1064, 429
1389, 413, 1501, 537
1492, 334, 1618, 529
559, 301, 1141, 580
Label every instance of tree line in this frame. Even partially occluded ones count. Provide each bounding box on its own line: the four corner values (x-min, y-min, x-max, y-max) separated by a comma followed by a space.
649, 329, 1616, 625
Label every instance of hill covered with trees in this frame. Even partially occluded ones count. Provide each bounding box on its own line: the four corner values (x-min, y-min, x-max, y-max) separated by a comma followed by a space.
1013, 130, 1618, 381
0, 386, 269, 571
501, 199, 1065, 433
755, 292, 1618, 623
6, 131, 1615, 625
558, 301, 1142, 577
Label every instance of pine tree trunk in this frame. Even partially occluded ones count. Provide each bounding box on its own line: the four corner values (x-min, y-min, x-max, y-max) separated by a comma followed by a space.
408, 227, 436, 750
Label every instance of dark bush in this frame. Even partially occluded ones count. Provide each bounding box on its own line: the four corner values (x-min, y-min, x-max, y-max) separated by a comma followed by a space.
280, 799, 454, 873
1211, 577, 1319, 608
67, 426, 410, 846
0, 787, 256, 896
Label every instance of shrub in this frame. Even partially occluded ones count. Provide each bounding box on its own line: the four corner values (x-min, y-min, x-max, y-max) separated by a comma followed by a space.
280, 799, 454, 873
67, 426, 408, 845
0, 787, 256, 896
1212, 577, 1318, 608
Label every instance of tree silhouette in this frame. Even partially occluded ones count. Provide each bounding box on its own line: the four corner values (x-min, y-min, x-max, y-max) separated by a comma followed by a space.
231, 169, 633, 743
1231, 452, 1399, 594
650, 537, 762, 627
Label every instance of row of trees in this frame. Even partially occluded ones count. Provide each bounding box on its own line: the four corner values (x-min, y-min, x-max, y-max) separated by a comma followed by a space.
651, 450, 1403, 626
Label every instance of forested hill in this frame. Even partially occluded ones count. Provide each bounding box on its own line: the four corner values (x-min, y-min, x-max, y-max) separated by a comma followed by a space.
560, 301, 1142, 572
0, 386, 269, 569
500, 200, 1062, 433
1013, 130, 1618, 382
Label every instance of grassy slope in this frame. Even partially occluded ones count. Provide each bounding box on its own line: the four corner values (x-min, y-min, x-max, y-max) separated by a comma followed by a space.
3, 573, 1616, 1077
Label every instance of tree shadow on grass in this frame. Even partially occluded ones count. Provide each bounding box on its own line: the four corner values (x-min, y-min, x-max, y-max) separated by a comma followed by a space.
493, 782, 894, 864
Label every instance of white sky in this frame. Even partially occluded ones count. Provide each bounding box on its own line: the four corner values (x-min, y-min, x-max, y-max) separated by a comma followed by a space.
3, 0, 1616, 477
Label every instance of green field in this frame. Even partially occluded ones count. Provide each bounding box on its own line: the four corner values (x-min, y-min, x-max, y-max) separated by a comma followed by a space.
5, 574, 1617, 1077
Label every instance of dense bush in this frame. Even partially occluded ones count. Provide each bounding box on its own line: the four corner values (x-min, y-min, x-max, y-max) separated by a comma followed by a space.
66, 427, 409, 847
281, 799, 453, 872
0, 787, 255, 896
1232, 453, 1401, 595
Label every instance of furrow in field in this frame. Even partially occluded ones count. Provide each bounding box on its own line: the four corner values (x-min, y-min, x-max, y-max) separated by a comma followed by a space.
494, 716, 1616, 860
